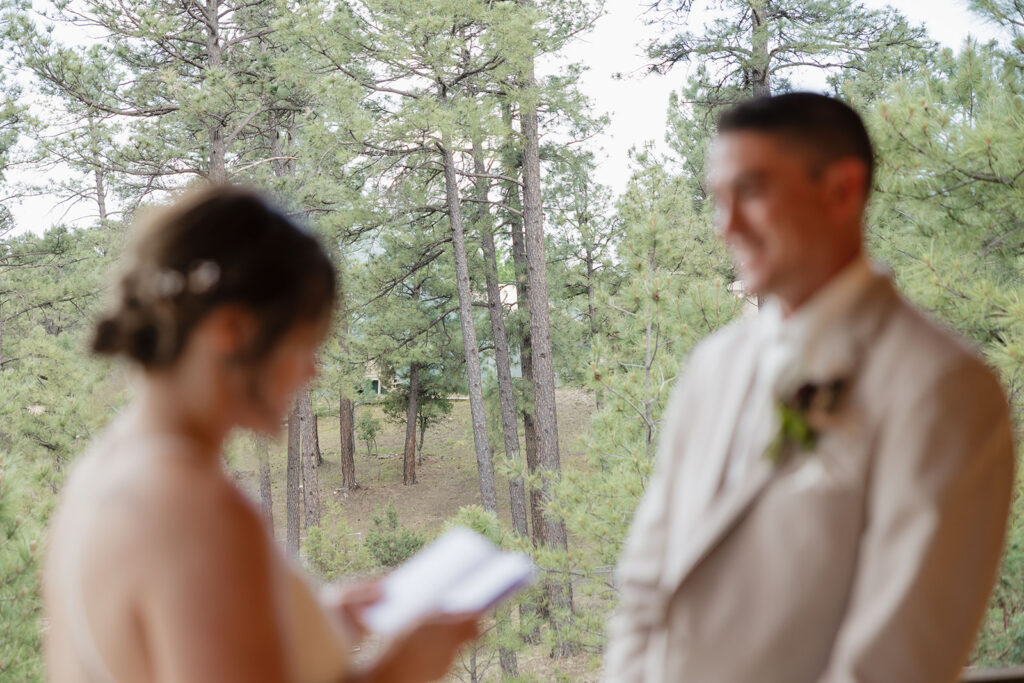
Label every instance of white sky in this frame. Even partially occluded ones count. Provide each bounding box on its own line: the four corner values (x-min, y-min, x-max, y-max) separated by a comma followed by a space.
553, 0, 1007, 195
5, 0, 1008, 237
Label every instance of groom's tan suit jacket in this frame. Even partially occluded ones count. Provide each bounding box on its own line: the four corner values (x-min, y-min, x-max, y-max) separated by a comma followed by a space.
605, 265, 1015, 682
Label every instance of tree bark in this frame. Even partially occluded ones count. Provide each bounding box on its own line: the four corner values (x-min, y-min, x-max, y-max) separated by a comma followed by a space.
312, 407, 322, 465
286, 402, 301, 555
338, 275, 357, 490
403, 362, 419, 485
299, 386, 321, 530
440, 134, 497, 514
520, 47, 575, 652
256, 436, 274, 534
498, 645, 519, 679
340, 393, 356, 488
417, 416, 427, 464
586, 247, 603, 411
204, 0, 227, 183
503, 111, 545, 549
520, 324, 545, 545
471, 137, 529, 539
506, 118, 548, 637
751, 0, 771, 98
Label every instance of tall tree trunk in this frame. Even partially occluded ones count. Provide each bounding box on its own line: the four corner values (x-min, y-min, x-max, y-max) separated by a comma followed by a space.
256, 436, 274, 534
299, 387, 321, 530
471, 137, 529, 539
340, 397, 356, 487
520, 47, 575, 653
471, 132, 522, 681
94, 168, 107, 223
749, 1, 770, 308
417, 416, 427, 464
505, 112, 547, 637
286, 402, 301, 555
513, 234, 545, 548
312, 405, 322, 466
644, 245, 657, 461
501, 102, 543, 546
498, 637, 519, 680
440, 134, 497, 514
586, 248, 603, 411
338, 272, 357, 490
750, 0, 771, 98
404, 362, 420, 485
204, 0, 227, 183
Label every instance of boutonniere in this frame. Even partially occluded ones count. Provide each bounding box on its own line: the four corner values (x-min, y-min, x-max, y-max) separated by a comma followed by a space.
765, 378, 847, 465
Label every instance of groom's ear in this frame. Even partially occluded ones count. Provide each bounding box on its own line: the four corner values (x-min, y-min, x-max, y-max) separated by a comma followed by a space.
822, 158, 870, 222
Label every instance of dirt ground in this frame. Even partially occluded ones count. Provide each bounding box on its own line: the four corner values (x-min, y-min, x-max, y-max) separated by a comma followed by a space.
230, 387, 595, 540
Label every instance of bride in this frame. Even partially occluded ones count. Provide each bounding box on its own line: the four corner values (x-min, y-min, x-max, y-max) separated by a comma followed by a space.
43, 186, 479, 682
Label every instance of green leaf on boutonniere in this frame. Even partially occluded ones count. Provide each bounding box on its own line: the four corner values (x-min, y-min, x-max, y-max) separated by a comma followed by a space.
765, 401, 818, 465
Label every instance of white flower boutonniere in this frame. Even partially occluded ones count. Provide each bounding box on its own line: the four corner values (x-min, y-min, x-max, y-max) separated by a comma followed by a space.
765, 378, 847, 465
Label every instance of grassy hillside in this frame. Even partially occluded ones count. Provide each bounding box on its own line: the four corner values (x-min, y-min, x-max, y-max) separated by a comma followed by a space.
230, 388, 595, 541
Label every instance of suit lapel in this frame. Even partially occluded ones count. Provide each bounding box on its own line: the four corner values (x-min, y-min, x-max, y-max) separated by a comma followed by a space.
687, 340, 761, 517
660, 454, 775, 594
659, 271, 900, 597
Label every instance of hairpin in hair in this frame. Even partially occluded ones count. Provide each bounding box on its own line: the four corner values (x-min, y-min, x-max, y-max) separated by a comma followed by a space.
153, 269, 185, 298
187, 261, 220, 295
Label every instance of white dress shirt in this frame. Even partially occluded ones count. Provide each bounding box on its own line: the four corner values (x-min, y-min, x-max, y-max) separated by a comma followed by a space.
722, 254, 878, 491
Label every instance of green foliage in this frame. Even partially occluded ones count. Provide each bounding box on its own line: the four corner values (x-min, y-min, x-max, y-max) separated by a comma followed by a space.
2, 0, 1023, 675
381, 368, 457, 447
364, 501, 425, 568
550, 151, 742, 654
0, 222, 121, 679
655, 0, 933, 192
859, 31, 1024, 665
0, 449, 46, 681
303, 504, 376, 581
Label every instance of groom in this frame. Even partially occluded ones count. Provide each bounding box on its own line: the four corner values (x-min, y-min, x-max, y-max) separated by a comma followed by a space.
604, 93, 1015, 682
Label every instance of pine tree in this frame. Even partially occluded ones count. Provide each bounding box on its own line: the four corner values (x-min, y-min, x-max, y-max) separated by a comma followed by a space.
647, 0, 931, 192
554, 152, 741, 651
0, 224, 113, 679
862, 33, 1024, 664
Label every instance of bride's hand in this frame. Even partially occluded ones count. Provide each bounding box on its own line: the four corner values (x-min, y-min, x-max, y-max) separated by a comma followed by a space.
373, 612, 480, 683
322, 581, 383, 642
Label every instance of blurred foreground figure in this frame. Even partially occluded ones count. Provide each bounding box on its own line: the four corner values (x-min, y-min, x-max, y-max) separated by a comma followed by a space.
604, 93, 1015, 683
44, 186, 478, 683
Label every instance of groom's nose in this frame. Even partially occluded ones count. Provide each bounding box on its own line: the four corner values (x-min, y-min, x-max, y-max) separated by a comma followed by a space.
716, 195, 746, 240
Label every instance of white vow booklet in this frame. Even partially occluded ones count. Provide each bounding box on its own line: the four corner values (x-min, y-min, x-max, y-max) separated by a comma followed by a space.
362, 527, 536, 636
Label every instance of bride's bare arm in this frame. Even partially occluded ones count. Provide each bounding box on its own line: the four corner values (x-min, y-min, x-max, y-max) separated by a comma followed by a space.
137, 473, 292, 683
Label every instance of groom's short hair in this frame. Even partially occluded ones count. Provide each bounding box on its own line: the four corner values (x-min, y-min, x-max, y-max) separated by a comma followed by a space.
717, 92, 875, 193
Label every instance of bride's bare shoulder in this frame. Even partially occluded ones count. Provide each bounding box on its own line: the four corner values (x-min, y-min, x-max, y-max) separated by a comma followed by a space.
65, 431, 267, 570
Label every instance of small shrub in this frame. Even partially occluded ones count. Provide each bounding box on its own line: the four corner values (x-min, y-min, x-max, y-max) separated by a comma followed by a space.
365, 501, 425, 567
303, 506, 376, 580
356, 413, 381, 457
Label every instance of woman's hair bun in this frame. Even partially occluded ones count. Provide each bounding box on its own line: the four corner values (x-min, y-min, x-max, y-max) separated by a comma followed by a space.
91, 311, 159, 366
91, 185, 336, 369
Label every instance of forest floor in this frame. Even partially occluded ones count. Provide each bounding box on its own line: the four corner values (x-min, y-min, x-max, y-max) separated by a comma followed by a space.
228, 386, 603, 682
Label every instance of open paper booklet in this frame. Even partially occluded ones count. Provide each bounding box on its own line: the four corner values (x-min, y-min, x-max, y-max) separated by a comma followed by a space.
363, 527, 536, 636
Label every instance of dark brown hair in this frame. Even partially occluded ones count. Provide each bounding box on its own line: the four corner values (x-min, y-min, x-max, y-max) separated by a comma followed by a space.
717, 92, 875, 191
92, 185, 336, 369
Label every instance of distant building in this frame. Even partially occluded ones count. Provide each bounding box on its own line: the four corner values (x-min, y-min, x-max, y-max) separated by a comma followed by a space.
361, 359, 388, 395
